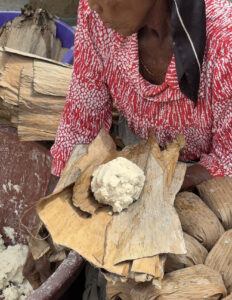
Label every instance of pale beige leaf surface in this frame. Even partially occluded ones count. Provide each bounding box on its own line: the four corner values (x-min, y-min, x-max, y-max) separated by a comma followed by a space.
0, 46, 70, 66
72, 128, 117, 214
174, 192, 225, 250
197, 177, 232, 230
107, 265, 226, 300
18, 66, 64, 140
0, 9, 68, 61
0, 47, 72, 139
205, 230, 232, 293
131, 255, 166, 278
37, 185, 131, 276
104, 157, 186, 265
0, 55, 29, 106
55, 144, 89, 193
33, 60, 72, 97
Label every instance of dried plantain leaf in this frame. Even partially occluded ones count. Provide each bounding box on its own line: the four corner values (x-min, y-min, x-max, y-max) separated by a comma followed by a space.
37, 129, 186, 279
103, 135, 186, 266
131, 255, 166, 280
0, 6, 66, 61
174, 192, 224, 250
107, 265, 226, 300
165, 232, 208, 273
205, 229, 232, 293
197, 177, 232, 230
72, 128, 117, 214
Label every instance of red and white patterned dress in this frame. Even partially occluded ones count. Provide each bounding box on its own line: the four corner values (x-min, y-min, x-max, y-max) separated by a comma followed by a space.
51, 0, 232, 178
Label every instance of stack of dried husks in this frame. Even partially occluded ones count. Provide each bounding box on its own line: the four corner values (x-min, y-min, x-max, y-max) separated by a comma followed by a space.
107, 179, 232, 299
0, 47, 72, 139
106, 179, 232, 299
0, 5, 68, 61
36, 128, 232, 299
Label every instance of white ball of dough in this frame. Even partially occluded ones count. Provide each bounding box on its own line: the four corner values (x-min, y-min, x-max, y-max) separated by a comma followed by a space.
91, 157, 145, 213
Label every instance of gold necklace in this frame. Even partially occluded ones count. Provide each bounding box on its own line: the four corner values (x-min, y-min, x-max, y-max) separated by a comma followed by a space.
140, 55, 167, 78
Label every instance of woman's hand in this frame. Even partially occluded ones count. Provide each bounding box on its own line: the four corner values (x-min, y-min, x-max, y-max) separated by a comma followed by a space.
181, 164, 212, 192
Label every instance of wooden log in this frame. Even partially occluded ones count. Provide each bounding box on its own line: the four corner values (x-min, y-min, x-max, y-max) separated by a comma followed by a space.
174, 192, 224, 250
205, 230, 232, 293
165, 232, 208, 273
197, 177, 232, 230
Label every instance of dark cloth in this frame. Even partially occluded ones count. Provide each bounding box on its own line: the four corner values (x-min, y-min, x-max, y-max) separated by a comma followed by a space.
82, 264, 107, 300
171, 0, 206, 105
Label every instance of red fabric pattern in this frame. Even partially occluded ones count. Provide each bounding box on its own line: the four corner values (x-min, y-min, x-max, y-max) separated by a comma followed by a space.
51, 0, 232, 177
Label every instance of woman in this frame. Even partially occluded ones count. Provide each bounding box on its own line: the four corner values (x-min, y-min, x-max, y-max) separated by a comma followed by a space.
51, 0, 232, 190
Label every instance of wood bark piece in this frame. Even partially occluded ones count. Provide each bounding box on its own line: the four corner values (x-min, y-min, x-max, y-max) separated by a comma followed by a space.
197, 177, 232, 230
174, 192, 224, 250
37, 129, 186, 279
107, 265, 227, 300
165, 232, 208, 273
205, 230, 232, 293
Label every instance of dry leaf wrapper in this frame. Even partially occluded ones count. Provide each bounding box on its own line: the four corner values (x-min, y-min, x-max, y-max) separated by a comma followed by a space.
197, 177, 232, 230
107, 265, 226, 300
174, 192, 224, 250
37, 129, 186, 281
165, 232, 208, 272
205, 229, 232, 293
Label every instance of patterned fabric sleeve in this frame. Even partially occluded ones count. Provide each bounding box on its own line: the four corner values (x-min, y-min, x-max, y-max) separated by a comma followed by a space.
51, 0, 112, 176
199, 46, 232, 177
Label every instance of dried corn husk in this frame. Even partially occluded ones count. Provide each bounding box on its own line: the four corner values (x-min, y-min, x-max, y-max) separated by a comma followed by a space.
107, 265, 227, 300
165, 232, 208, 272
174, 192, 224, 249
197, 177, 232, 230
205, 230, 232, 293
